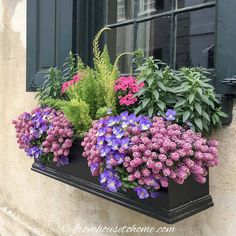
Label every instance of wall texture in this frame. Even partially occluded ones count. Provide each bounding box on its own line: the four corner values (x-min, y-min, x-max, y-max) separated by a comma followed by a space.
0, 1, 235, 235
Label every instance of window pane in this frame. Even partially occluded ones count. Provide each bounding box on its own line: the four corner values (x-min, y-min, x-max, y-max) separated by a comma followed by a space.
177, 0, 214, 9
138, 0, 172, 17
107, 25, 134, 73
107, 0, 134, 24
137, 17, 171, 64
176, 7, 215, 68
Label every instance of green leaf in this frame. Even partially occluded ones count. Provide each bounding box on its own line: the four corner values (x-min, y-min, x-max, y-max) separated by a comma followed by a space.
155, 70, 163, 78
147, 77, 155, 86
175, 99, 186, 108
157, 101, 165, 111
142, 98, 151, 108
189, 93, 195, 104
157, 81, 166, 91
196, 87, 203, 96
183, 111, 191, 122
122, 177, 129, 181
134, 106, 142, 115
153, 90, 159, 101
195, 102, 202, 115
134, 87, 147, 97
148, 107, 154, 117
202, 111, 210, 122
194, 118, 203, 130
116, 167, 124, 173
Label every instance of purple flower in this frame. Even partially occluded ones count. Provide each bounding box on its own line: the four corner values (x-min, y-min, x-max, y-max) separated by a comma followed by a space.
108, 117, 120, 127
111, 139, 120, 151
121, 137, 130, 150
90, 163, 99, 174
134, 187, 149, 199
107, 178, 121, 192
127, 114, 137, 124
120, 111, 129, 120
113, 126, 124, 138
165, 109, 177, 121
56, 156, 69, 167
100, 146, 111, 157
99, 171, 108, 184
114, 153, 125, 164
97, 128, 107, 136
139, 118, 152, 131
97, 137, 105, 146
150, 191, 160, 198
26, 146, 43, 159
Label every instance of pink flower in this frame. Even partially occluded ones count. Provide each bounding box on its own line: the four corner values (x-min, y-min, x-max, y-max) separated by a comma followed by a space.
61, 73, 81, 93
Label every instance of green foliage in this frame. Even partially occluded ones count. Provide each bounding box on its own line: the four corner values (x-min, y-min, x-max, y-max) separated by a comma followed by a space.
174, 67, 227, 133
134, 53, 227, 134
36, 51, 79, 104
42, 98, 92, 137
35, 67, 65, 103
134, 56, 178, 118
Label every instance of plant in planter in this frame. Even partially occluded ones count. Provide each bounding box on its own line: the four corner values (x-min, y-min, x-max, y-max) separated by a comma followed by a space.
13, 27, 224, 206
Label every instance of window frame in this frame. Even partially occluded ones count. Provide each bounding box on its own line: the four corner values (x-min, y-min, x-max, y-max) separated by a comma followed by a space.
105, 0, 216, 69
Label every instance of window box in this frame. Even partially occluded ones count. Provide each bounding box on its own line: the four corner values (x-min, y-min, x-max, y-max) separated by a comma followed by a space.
31, 140, 213, 224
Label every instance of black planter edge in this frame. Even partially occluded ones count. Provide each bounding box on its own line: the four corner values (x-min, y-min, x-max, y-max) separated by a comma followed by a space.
31, 163, 214, 224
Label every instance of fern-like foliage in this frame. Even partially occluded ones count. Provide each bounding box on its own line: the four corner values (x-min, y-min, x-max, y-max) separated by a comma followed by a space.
93, 28, 118, 112
42, 98, 92, 137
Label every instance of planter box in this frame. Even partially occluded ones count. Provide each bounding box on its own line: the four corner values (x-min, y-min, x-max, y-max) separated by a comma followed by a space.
31, 140, 213, 224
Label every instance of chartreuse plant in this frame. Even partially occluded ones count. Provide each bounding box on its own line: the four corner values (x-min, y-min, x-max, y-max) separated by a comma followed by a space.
134, 52, 226, 134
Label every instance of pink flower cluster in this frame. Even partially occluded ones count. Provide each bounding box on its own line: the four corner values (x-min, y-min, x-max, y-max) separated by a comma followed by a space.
124, 117, 219, 187
12, 107, 74, 168
82, 116, 219, 194
81, 120, 102, 176
42, 111, 74, 163
115, 76, 144, 106
61, 74, 81, 94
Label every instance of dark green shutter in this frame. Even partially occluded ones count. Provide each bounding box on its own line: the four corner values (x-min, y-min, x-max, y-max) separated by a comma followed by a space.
215, 0, 236, 95
26, 0, 74, 91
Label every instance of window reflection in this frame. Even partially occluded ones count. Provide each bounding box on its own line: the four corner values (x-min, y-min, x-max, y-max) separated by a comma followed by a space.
107, 25, 134, 73
138, 0, 171, 17
137, 17, 171, 64
107, 0, 134, 24
176, 7, 215, 68
177, 0, 213, 9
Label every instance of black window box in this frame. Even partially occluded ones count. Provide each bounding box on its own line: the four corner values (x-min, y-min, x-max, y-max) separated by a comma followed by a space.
31, 140, 214, 224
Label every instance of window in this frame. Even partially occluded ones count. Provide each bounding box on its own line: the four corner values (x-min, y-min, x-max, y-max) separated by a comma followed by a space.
105, 0, 216, 72
27, 0, 236, 96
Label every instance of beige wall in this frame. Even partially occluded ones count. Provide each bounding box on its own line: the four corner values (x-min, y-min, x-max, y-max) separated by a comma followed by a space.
0, 1, 235, 235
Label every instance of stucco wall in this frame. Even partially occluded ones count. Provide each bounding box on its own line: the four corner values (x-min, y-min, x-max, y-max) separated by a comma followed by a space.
0, 1, 235, 235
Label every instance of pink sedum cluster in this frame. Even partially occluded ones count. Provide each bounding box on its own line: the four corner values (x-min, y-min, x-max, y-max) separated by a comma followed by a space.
115, 76, 144, 106
61, 73, 81, 94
